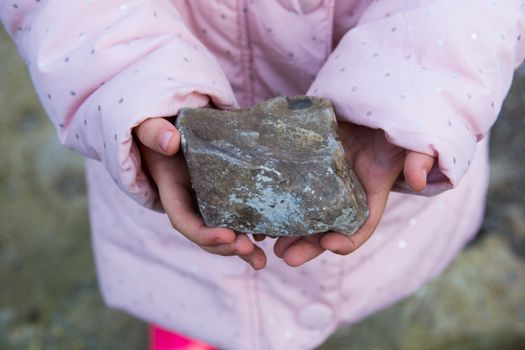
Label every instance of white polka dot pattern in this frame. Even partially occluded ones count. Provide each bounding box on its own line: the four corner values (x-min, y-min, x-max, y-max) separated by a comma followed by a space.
0, 1, 523, 349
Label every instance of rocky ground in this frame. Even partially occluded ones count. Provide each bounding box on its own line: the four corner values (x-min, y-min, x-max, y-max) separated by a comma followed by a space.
1, 28, 524, 350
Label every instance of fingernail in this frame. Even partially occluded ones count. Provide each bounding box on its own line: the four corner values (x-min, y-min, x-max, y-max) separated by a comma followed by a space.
159, 131, 173, 152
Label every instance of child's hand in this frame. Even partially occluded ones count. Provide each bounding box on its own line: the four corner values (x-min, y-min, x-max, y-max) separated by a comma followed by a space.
134, 118, 267, 270
273, 122, 435, 267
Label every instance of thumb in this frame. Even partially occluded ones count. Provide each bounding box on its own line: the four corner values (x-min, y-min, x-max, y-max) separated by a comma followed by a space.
403, 151, 435, 192
134, 117, 180, 156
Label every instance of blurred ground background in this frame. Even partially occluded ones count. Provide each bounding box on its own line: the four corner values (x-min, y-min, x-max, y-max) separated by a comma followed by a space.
1, 25, 524, 350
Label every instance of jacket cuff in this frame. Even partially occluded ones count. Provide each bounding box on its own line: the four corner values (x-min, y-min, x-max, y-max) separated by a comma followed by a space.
307, 41, 476, 194
79, 44, 237, 209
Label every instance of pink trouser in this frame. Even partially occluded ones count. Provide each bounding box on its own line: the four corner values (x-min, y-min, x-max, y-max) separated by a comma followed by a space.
150, 325, 216, 350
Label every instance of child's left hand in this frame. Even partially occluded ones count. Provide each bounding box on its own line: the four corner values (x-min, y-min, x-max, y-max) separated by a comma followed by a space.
272, 122, 435, 267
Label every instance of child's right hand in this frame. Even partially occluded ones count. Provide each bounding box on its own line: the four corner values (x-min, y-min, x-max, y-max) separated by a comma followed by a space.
134, 117, 267, 270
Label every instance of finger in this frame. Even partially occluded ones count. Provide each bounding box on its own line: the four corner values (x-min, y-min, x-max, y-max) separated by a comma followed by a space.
233, 233, 256, 255
234, 235, 267, 270
238, 244, 267, 270
162, 181, 235, 246
134, 117, 180, 156
321, 186, 388, 255
142, 146, 236, 246
274, 236, 301, 258
202, 241, 238, 256
282, 235, 324, 267
202, 235, 266, 270
202, 233, 253, 256
403, 151, 435, 192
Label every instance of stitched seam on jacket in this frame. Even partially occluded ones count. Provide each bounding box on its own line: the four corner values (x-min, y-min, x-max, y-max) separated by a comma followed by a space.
243, 266, 262, 350
253, 271, 267, 350
238, 0, 255, 106
325, 0, 335, 56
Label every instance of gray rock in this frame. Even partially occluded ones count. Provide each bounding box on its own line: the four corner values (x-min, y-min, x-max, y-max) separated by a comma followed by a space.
176, 96, 368, 236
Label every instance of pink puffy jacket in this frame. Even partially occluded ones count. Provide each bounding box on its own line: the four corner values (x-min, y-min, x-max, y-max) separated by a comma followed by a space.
2, 1, 524, 349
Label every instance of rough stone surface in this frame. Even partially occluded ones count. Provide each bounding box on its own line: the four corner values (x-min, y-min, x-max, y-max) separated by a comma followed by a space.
176, 96, 369, 236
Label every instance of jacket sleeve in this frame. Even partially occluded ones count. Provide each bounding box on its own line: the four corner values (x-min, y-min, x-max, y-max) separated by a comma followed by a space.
308, 0, 525, 195
0, 1, 237, 208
